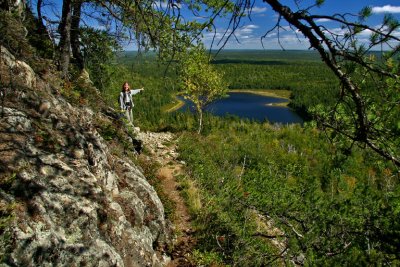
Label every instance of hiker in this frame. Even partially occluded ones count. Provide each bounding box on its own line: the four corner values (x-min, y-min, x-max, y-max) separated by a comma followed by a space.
119, 82, 144, 124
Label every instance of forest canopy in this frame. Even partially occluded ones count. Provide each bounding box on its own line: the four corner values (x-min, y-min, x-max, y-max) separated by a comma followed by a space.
23, 0, 400, 166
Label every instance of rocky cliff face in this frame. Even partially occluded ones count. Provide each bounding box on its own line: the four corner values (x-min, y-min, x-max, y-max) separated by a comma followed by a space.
0, 46, 170, 266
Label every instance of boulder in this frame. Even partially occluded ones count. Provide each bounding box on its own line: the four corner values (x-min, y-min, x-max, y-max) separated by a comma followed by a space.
0, 46, 170, 266
0, 46, 36, 89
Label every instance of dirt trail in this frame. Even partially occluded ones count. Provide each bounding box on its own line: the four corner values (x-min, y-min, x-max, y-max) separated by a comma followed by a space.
137, 131, 195, 266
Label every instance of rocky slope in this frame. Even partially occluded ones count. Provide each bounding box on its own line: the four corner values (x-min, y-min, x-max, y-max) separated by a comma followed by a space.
0, 45, 170, 266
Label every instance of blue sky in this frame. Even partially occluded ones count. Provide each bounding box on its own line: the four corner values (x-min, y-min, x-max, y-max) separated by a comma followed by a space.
196, 0, 400, 50
39, 0, 400, 50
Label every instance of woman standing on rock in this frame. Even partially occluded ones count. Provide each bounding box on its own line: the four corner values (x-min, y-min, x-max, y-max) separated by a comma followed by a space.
119, 82, 144, 125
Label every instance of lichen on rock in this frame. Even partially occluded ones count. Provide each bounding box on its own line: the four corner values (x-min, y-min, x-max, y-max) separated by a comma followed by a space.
0, 46, 170, 266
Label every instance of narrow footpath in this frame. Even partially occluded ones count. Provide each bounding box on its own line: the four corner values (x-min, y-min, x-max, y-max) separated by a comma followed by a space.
137, 131, 195, 266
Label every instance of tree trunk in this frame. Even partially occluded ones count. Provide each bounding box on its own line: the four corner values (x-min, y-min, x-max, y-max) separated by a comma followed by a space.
71, 0, 83, 70
36, 0, 54, 54
197, 108, 203, 134
58, 0, 72, 79
36, 0, 44, 26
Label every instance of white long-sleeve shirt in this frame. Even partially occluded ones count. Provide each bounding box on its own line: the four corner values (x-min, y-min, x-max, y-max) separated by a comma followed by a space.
119, 89, 143, 110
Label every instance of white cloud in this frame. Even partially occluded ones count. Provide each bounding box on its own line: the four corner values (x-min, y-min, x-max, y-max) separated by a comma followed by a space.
201, 5, 400, 50
258, 35, 309, 50
392, 30, 400, 38
328, 27, 347, 35
202, 23, 263, 49
245, 24, 259, 29
358, 28, 373, 37
247, 6, 267, 14
264, 32, 277, 38
281, 26, 293, 31
203, 24, 259, 41
346, 24, 400, 39
203, 24, 312, 50
203, 17, 400, 50
229, 25, 258, 39
240, 24, 259, 33
372, 5, 400, 14
203, 31, 223, 41
378, 24, 400, 37
316, 18, 331, 23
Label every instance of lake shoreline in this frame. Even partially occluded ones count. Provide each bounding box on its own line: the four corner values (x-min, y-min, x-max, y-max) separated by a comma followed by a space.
229, 89, 290, 99
229, 89, 290, 107
165, 89, 291, 112
163, 94, 186, 113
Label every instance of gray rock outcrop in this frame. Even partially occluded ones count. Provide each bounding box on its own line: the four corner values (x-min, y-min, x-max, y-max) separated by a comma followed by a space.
0, 46, 169, 266
1, 45, 36, 89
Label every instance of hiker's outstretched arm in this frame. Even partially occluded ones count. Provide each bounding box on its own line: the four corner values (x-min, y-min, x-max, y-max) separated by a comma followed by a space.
131, 88, 144, 95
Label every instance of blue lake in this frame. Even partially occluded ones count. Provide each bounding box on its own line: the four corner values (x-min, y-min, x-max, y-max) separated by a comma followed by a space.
178, 92, 304, 124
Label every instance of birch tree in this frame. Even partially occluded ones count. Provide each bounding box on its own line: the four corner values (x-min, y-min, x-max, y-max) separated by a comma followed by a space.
179, 46, 227, 134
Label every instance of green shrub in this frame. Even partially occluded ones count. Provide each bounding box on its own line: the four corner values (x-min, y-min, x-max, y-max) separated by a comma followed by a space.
0, 11, 34, 60
177, 119, 400, 265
